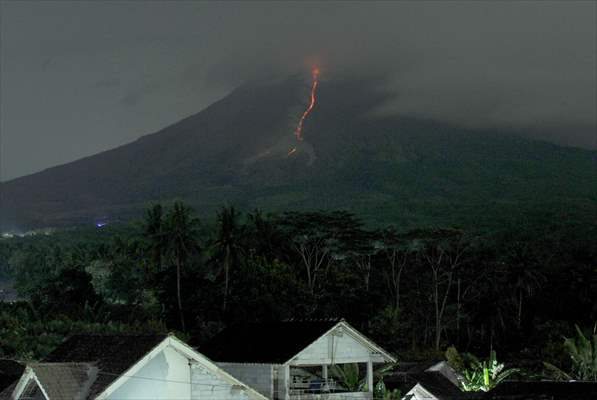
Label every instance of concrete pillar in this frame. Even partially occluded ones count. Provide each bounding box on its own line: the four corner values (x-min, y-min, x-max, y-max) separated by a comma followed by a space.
322, 364, 328, 392
270, 365, 275, 400
284, 364, 290, 400
367, 361, 374, 393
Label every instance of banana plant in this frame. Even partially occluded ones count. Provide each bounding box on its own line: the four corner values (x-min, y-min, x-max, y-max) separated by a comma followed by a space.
450, 349, 518, 392
565, 324, 597, 381
330, 362, 399, 393
330, 363, 365, 391
544, 324, 597, 381
374, 379, 402, 399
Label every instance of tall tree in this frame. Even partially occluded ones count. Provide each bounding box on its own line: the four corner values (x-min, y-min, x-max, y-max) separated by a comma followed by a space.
213, 206, 243, 313
346, 228, 377, 293
245, 210, 286, 261
143, 203, 167, 271
410, 228, 468, 351
279, 211, 361, 296
165, 201, 200, 331
380, 227, 410, 317
503, 242, 545, 329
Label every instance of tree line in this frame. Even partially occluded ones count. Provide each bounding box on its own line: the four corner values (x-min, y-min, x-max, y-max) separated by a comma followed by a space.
1, 202, 596, 375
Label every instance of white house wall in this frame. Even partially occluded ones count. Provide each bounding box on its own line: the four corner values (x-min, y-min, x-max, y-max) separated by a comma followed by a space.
217, 363, 274, 399
289, 327, 381, 365
191, 363, 251, 400
274, 364, 286, 400
106, 346, 189, 400
105, 344, 255, 400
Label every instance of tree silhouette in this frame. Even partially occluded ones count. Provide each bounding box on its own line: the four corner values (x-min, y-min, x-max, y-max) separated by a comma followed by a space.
213, 206, 243, 313
164, 201, 200, 331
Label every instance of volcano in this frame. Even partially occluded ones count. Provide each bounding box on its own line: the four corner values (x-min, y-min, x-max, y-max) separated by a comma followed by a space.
1, 74, 596, 230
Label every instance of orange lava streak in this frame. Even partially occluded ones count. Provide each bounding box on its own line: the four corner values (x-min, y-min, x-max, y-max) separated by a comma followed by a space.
294, 67, 320, 141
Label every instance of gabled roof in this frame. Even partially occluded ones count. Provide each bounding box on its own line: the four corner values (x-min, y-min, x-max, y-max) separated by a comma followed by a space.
408, 380, 485, 400
13, 363, 97, 400
6, 334, 268, 400
94, 335, 267, 400
201, 318, 395, 364
410, 373, 474, 399
43, 333, 167, 399
386, 361, 481, 400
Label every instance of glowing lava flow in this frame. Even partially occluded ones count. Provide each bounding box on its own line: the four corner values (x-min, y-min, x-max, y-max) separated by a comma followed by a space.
294, 67, 320, 141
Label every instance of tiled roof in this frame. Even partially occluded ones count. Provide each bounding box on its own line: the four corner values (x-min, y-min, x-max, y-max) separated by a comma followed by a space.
29, 363, 97, 400
44, 333, 167, 399
199, 319, 342, 363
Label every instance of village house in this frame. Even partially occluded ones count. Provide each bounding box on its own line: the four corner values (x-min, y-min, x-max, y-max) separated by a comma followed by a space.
0, 333, 267, 400
199, 318, 396, 400
385, 360, 597, 400
2, 325, 595, 400
385, 361, 483, 400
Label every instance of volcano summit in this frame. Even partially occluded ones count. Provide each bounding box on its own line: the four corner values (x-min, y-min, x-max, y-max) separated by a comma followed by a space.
1, 74, 596, 231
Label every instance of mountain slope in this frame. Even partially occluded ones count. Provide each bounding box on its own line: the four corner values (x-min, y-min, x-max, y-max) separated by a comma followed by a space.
1, 74, 596, 230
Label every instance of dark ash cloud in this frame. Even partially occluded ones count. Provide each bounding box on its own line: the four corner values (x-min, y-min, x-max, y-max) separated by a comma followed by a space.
1, 1, 595, 180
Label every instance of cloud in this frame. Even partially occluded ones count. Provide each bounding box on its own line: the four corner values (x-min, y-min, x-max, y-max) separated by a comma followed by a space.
1, 1, 595, 180
190, 2, 596, 146
94, 77, 121, 89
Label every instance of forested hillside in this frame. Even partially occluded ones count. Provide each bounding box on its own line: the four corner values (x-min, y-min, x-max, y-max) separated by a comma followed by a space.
1, 204, 595, 379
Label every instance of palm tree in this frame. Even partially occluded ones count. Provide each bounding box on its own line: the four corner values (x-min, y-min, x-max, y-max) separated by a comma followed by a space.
143, 203, 167, 271
213, 206, 243, 313
164, 201, 200, 331
246, 210, 284, 260
510, 265, 544, 329
504, 243, 545, 329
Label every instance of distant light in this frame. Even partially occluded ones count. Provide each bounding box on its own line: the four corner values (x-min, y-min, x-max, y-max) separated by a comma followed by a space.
96, 222, 107, 228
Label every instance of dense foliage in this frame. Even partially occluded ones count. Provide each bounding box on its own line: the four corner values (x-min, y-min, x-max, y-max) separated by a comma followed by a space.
446, 347, 519, 391
1, 202, 596, 378
543, 324, 597, 382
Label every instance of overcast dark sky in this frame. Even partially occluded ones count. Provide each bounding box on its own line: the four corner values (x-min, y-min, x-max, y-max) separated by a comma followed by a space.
1, 1, 595, 181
